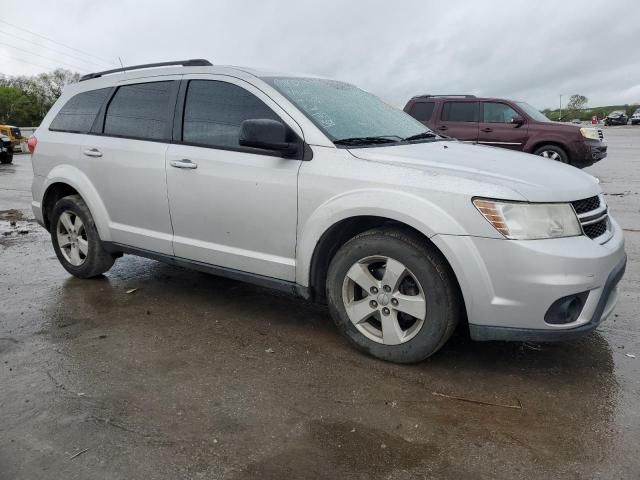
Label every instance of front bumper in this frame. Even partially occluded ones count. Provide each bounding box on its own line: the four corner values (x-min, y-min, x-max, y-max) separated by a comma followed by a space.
570, 139, 607, 167
432, 217, 626, 342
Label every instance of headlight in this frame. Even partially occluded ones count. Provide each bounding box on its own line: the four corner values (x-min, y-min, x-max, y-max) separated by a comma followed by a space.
580, 127, 600, 140
473, 199, 582, 239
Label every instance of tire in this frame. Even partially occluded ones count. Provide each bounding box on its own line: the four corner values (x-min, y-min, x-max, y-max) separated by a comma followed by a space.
533, 144, 569, 164
326, 227, 462, 363
0, 155, 12, 164
50, 194, 115, 278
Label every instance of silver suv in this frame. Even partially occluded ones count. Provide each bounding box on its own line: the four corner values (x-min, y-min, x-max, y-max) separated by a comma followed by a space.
30, 59, 626, 363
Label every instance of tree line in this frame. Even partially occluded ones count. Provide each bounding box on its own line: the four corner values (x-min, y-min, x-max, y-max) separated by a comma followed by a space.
0, 69, 80, 126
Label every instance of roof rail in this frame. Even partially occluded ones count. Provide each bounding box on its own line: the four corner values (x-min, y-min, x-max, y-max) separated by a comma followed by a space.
415, 94, 476, 99
79, 59, 213, 82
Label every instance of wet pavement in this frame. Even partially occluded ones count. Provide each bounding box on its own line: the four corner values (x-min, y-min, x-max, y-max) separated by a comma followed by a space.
1, 128, 639, 479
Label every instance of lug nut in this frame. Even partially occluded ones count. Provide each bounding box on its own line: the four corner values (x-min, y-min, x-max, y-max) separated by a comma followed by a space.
369, 300, 378, 308
370, 286, 378, 294
383, 285, 391, 292
382, 307, 390, 315
391, 298, 398, 306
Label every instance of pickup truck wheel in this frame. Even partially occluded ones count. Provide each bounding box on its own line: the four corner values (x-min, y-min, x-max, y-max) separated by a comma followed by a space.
326, 228, 461, 364
0, 156, 12, 164
50, 194, 115, 278
533, 145, 569, 163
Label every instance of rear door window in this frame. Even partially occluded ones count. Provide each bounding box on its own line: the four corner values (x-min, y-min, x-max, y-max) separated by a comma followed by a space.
182, 80, 280, 149
104, 82, 173, 141
408, 102, 435, 122
49, 88, 111, 133
441, 102, 479, 122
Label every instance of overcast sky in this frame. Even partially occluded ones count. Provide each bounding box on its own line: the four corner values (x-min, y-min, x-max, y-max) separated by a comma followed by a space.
1, 0, 639, 109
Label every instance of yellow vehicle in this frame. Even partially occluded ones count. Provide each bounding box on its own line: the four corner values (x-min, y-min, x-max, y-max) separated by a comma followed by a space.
0, 125, 24, 148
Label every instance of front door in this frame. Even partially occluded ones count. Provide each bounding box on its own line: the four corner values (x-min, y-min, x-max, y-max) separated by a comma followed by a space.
434, 101, 479, 142
165, 77, 302, 281
477, 102, 529, 151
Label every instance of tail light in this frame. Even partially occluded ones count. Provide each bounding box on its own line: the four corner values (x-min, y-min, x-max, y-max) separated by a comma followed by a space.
27, 136, 37, 154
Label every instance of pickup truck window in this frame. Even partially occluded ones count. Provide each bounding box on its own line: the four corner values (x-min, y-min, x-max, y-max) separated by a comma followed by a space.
264, 76, 427, 142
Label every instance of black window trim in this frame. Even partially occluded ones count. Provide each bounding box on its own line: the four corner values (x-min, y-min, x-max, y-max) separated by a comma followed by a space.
440, 100, 479, 123
173, 78, 308, 161
480, 101, 522, 124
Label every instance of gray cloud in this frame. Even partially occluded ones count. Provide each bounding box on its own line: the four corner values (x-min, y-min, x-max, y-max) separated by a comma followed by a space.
1, 0, 639, 109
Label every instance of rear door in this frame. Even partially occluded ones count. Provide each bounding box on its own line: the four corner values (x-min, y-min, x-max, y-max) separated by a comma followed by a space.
434, 101, 479, 142
81, 78, 179, 255
477, 102, 529, 151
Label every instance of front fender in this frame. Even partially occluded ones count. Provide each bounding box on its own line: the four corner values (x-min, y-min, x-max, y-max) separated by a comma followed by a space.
295, 188, 470, 286
42, 165, 111, 241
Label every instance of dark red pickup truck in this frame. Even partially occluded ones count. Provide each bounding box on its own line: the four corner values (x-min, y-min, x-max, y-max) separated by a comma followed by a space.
404, 95, 607, 168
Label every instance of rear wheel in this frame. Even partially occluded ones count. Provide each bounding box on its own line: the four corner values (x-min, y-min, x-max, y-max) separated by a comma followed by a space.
533, 145, 569, 164
326, 228, 461, 363
0, 155, 12, 164
50, 195, 115, 278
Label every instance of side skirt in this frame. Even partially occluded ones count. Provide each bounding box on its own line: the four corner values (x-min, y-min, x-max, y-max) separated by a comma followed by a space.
103, 242, 311, 300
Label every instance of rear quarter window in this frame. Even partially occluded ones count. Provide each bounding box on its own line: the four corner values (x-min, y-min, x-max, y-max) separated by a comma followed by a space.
49, 88, 111, 133
408, 102, 435, 122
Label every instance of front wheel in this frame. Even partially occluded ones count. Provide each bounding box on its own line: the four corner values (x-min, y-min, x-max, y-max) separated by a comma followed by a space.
533, 145, 569, 164
50, 194, 115, 278
326, 228, 462, 363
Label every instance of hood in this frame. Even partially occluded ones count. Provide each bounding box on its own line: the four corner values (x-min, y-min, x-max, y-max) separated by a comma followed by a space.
348, 141, 600, 202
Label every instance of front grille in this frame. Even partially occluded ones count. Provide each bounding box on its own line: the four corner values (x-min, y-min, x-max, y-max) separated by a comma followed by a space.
572, 194, 610, 242
571, 196, 600, 214
583, 219, 608, 239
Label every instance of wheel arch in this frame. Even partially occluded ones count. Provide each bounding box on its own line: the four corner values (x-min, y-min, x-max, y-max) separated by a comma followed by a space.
527, 140, 569, 156
41, 166, 111, 240
305, 215, 466, 319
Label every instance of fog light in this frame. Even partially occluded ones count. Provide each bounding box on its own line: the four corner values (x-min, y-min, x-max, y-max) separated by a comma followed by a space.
544, 292, 589, 325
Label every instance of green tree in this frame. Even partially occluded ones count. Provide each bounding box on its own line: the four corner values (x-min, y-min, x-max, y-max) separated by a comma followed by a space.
566, 94, 588, 118
0, 68, 80, 125
0, 86, 41, 125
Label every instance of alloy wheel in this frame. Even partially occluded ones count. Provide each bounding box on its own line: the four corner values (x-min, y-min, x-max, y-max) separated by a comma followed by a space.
56, 210, 88, 266
341, 255, 427, 345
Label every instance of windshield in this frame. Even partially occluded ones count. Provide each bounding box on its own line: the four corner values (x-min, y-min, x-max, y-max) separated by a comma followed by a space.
11, 127, 21, 138
609, 111, 624, 116
515, 102, 551, 122
263, 77, 429, 143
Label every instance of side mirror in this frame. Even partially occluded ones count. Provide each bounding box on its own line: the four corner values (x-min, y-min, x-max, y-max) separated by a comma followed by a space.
511, 115, 525, 126
239, 119, 298, 155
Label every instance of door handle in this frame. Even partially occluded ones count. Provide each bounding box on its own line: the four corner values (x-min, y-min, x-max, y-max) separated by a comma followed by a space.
83, 148, 102, 158
481, 127, 493, 133
438, 125, 448, 131
170, 159, 198, 169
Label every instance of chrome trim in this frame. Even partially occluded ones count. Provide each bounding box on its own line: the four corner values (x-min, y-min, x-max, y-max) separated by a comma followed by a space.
477, 141, 522, 145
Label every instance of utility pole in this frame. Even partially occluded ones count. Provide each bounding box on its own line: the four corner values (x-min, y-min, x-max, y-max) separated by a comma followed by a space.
559, 94, 563, 121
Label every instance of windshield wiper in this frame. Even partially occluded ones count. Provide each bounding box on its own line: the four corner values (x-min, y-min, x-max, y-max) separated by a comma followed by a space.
403, 131, 438, 142
334, 136, 402, 146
